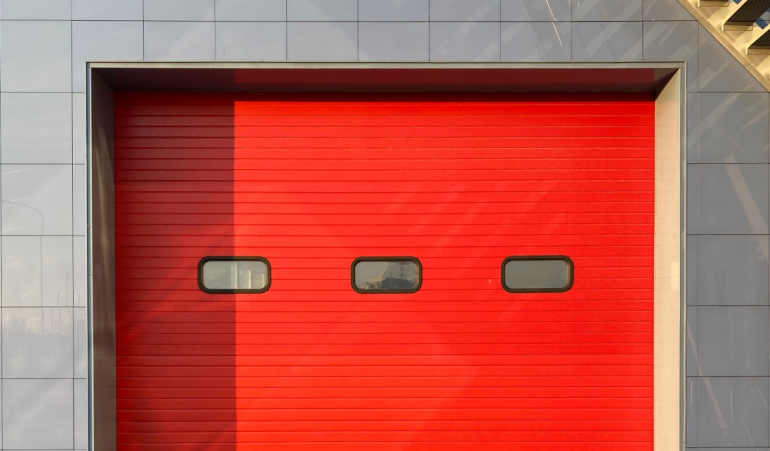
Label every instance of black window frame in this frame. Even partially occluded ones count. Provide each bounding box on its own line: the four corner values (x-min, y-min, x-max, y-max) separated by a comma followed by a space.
198, 256, 271, 294
501, 255, 574, 293
351, 256, 423, 294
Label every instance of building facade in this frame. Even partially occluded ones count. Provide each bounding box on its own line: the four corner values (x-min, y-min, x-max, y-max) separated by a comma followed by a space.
0, 0, 764, 450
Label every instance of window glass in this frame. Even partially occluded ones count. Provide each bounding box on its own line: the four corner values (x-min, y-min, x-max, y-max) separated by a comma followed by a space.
503, 257, 573, 293
353, 258, 421, 293
199, 258, 270, 293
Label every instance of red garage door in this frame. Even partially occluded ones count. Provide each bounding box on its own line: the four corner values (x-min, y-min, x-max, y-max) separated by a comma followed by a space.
114, 92, 655, 451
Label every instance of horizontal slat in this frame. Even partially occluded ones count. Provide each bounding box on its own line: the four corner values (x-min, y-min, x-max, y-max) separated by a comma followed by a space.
115, 442, 653, 451
120, 114, 655, 127
115, 147, 656, 161
115, 125, 655, 139
115, 331, 654, 346
116, 322, 653, 335
114, 344, 652, 357
115, 190, 654, 203
117, 407, 652, 421
116, 385, 653, 399
115, 431, 653, 444
115, 158, 655, 172
117, 418, 653, 432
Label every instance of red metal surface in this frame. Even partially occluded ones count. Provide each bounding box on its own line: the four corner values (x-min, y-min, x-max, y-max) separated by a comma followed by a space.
114, 92, 655, 451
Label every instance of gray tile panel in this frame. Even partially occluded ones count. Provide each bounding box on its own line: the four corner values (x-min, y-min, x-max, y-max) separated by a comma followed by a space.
699, 24, 766, 92
1, 307, 73, 378
73, 236, 85, 307
430, 0, 501, 22
687, 234, 697, 304
287, 0, 357, 21
1, 165, 73, 236
144, 0, 215, 21
72, 94, 86, 164
72, 0, 143, 20
501, 22, 571, 62
697, 93, 770, 163
71, 21, 144, 92
2, 379, 73, 449
0, 21, 71, 93
144, 21, 216, 61
687, 164, 698, 234
215, 22, 287, 61
643, 0, 696, 21
643, 20, 698, 93
696, 164, 769, 235
359, 22, 429, 62
73, 165, 85, 235
1, 93, 72, 164
696, 235, 769, 306
1, 236, 74, 307
572, 0, 642, 21
0, 0, 71, 20
215, 0, 287, 21
687, 93, 698, 162
359, 0, 429, 21
686, 377, 697, 447
696, 377, 770, 447
697, 306, 769, 376
74, 379, 87, 450
287, 22, 357, 61
571, 21, 643, 61
430, 22, 501, 61
686, 306, 698, 375
73, 308, 86, 377
501, 0, 571, 21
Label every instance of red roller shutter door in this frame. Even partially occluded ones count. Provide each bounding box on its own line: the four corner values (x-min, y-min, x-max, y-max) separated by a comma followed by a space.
114, 92, 655, 451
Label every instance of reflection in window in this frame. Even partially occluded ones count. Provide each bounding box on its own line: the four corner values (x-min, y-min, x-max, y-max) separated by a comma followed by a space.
199, 257, 270, 293
502, 256, 573, 293
353, 258, 421, 293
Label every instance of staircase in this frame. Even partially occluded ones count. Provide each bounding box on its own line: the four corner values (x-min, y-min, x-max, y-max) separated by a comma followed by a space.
680, 0, 770, 90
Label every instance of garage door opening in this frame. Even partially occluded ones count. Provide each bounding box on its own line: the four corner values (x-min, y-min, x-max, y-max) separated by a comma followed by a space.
113, 91, 658, 451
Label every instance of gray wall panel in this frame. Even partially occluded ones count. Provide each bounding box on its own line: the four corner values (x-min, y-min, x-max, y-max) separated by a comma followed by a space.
287, 22, 357, 61
0, 0, 71, 20
0, 21, 71, 92
501, 22, 571, 62
573, 0, 642, 21
144, 0, 215, 21
287, 0, 357, 21
430, 22, 501, 61
359, 22, 429, 61
430, 0, 501, 22
571, 21, 643, 61
696, 377, 770, 447
696, 164, 769, 235
215, 0, 287, 21
0, 93, 72, 164
215, 22, 287, 61
2, 379, 73, 449
144, 21, 216, 61
501, 0, 570, 22
359, 0, 429, 21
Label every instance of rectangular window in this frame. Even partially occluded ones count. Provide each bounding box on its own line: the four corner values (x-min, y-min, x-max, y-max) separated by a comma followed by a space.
502, 256, 573, 293
198, 257, 270, 293
352, 257, 421, 293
